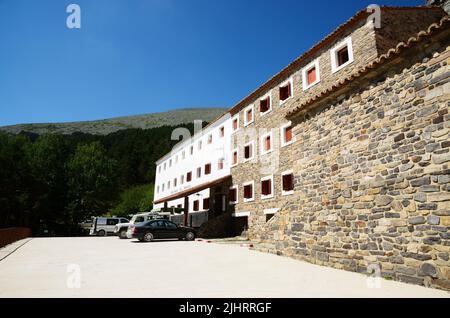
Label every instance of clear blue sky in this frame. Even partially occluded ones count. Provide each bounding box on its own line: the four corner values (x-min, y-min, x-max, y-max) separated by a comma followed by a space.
0, 0, 423, 126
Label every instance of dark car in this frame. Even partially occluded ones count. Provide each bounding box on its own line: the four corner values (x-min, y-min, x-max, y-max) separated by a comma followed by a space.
131, 219, 196, 242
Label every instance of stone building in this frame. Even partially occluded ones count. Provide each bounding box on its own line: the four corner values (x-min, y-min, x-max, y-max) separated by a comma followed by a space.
154, 4, 450, 290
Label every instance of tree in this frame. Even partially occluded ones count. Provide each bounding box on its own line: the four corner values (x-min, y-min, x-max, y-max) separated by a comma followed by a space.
66, 142, 118, 226
112, 184, 154, 217
25, 134, 69, 230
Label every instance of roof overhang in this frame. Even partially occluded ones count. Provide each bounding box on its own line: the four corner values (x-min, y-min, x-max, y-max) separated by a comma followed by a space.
154, 175, 231, 204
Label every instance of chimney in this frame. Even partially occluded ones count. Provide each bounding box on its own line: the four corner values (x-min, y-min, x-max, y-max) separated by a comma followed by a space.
427, 0, 450, 14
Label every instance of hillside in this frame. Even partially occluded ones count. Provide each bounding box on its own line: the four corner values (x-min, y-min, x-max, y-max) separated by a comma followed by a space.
0, 108, 226, 135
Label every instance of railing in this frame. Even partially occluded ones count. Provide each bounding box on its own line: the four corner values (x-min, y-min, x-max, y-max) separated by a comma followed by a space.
0, 228, 32, 248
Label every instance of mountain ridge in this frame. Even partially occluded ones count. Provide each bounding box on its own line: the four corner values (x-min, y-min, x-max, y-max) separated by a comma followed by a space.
0, 107, 227, 135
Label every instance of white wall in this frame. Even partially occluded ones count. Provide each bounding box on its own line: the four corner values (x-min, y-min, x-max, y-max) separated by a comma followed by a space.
153, 113, 232, 212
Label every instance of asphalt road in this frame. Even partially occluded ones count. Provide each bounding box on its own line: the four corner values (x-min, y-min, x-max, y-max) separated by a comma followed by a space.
0, 237, 448, 298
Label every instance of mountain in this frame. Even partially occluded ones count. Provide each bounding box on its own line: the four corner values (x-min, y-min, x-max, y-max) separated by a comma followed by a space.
0, 108, 227, 135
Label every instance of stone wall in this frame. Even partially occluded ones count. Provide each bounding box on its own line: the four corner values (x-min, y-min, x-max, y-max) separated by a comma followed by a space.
253, 31, 450, 290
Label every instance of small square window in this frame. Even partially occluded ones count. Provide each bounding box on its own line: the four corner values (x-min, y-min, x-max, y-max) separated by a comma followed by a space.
203, 198, 210, 210
244, 105, 254, 126
259, 95, 271, 115
231, 149, 238, 166
205, 163, 211, 175
331, 37, 354, 73
229, 186, 238, 204
232, 117, 239, 132
193, 200, 199, 212
281, 123, 293, 147
279, 79, 292, 103
244, 142, 254, 161
302, 59, 320, 90
243, 182, 254, 202
337, 46, 349, 66
218, 158, 224, 170
282, 171, 294, 195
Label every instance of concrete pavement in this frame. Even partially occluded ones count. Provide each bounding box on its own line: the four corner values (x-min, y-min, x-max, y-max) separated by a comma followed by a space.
0, 237, 448, 298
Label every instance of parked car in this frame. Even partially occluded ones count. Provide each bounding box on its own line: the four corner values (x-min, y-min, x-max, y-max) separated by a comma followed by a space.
114, 212, 169, 239
130, 219, 196, 242
90, 217, 129, 236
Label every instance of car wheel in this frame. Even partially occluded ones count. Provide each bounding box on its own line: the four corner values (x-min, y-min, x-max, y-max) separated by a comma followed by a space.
143, 232, 154, 242
98, 230, 106, 237
119, 230, 127, 239
185, 231, 195, 241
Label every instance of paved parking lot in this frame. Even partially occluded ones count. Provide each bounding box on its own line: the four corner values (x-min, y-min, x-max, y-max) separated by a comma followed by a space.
0, 237, 448, 298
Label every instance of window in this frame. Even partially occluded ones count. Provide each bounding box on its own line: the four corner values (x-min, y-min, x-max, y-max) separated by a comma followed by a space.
244, 105, 254, 126
164, 162, 166, 170
180, 175, 185, 185
229, 186, 238, 204
281, 122, 293, 147
302, 59, 320, 90
156, 186, 160, 194
232, 116, 239, 132
169, 159, 172, 167
167, 181, 171, 190
196, 167, 202, 178
259, 93, 271, 115
231, 149, 238, 167
331, 37, 354, 73
162, 184, 165, 191
198, 140, 202, 150
260, 132, 272, 155
279, 78, 293, 104
203, 198, 210, 210
175, 155, 178, 164
282, 170, 294, 195
190, 145, 194, 155
158, 165, 161, 173
243, 181, 254, 202
173, 178, 177, 187
164, 221, 177, 229
218, 158, 224, 170
182, 150, 186, 160
205, 163, 211, 175
244, 141, 254, 161
261, 175, 274, 199
219, 126, 225, 138
193, 200, 199, 212
207, 134, 213, 144
186, 171, 192, 182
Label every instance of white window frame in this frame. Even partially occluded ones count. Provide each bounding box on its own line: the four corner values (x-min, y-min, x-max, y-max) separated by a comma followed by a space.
259, 92, 272, 116
232, 115, 240, 133
243, 181, 255, 203
243, 141, 255, 162
243, 104, 254, 127
279, 77, 294, 106
281, 169, 295, 196
260, 131, 273, 155
261, 175, 274, 200
302, 58, 321, 91
280, 122, 294, 147
231, 148, 239, 167
331, 36, 354, 73
229, 185, 238, 205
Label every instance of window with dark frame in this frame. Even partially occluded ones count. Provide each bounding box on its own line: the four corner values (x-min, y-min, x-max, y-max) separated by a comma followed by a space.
259, 96, 270, 113
244, 184, 253, 200
197, 167, 201, 178
279, 82, 292, 101
193, 200, 199, 211
261, 178, 272, 196
282, 173, 294, 192
203, 198, 210, 210
186, 171, 192, 182
337, 46, 349, 67
229, 187, 237, 202
205, 163, 211, 175
244, 144, 252, 159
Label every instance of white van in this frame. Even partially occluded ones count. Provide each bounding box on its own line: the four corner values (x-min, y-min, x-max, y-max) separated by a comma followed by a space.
90, 217, 129, 236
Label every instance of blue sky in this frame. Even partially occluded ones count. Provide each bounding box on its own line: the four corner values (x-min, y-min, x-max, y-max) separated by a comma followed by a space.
0, 0, 422, 126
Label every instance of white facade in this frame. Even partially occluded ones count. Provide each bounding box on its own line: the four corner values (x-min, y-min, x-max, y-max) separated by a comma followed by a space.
153, 113, 232, 212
